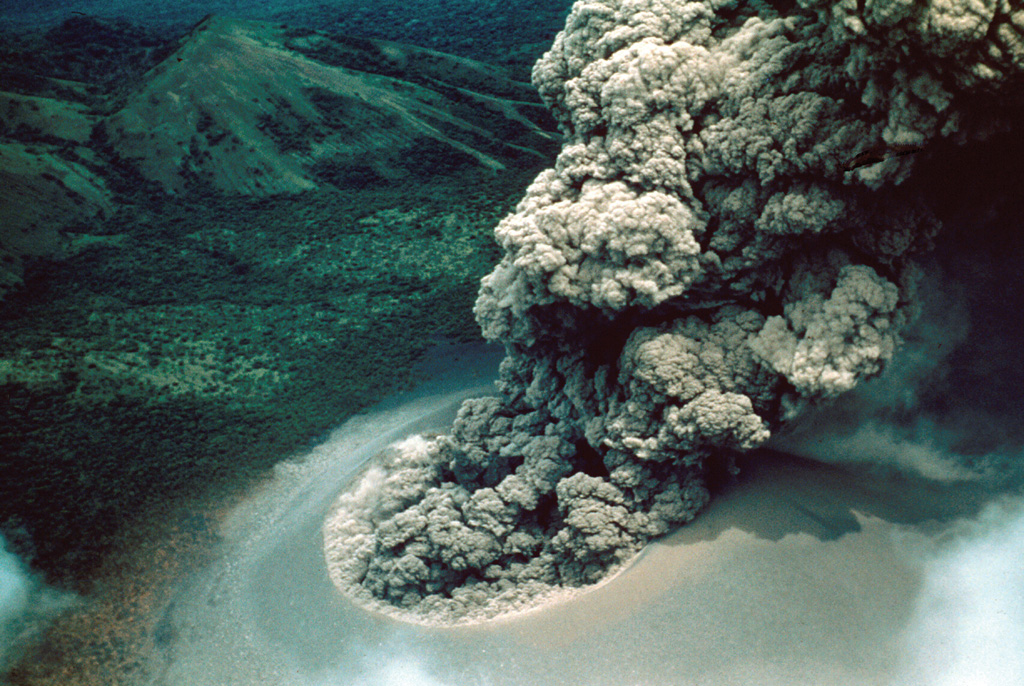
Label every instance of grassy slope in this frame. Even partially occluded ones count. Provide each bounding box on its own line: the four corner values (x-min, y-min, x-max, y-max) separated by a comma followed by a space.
101, 16, 558, 196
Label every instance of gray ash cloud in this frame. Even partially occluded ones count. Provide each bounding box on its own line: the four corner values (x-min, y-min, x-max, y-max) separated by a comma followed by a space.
325, 0, 1024, 623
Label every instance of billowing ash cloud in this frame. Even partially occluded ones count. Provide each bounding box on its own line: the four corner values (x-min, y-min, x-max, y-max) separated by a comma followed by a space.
325, 0, 1024, 623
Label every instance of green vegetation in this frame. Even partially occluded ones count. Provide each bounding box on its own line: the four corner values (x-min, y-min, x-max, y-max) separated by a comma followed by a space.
0, 167, 537, 590
256, 95, 322, 154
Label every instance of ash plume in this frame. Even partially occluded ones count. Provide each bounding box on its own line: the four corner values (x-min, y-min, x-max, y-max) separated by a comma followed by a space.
325, 0, 1024, 623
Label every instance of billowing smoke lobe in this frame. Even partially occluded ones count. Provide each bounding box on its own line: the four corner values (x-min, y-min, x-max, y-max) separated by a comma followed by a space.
325, 0, 1024, 623
770, 234, 1024, 484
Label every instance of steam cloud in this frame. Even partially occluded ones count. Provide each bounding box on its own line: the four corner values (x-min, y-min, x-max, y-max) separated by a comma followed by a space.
325, 0, 1024, 622
895, 498, 1024, 686
1, 533, 73, 670
0, 534, 34, 667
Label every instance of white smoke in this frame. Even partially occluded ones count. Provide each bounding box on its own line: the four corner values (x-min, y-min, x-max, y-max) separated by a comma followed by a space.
310, 659, 454, 686
0, 533, 75, 671
894, 498, 1024, 686
304, 637, 492, 686
0, 534, 34, 664
347, 655, 460, 686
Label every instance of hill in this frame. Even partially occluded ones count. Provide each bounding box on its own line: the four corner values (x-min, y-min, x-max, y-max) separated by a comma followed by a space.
102, 15, 558, 195
0, 14, 559, 298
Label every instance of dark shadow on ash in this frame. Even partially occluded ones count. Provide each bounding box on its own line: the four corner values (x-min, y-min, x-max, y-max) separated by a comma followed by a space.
660, 449, 996, 546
